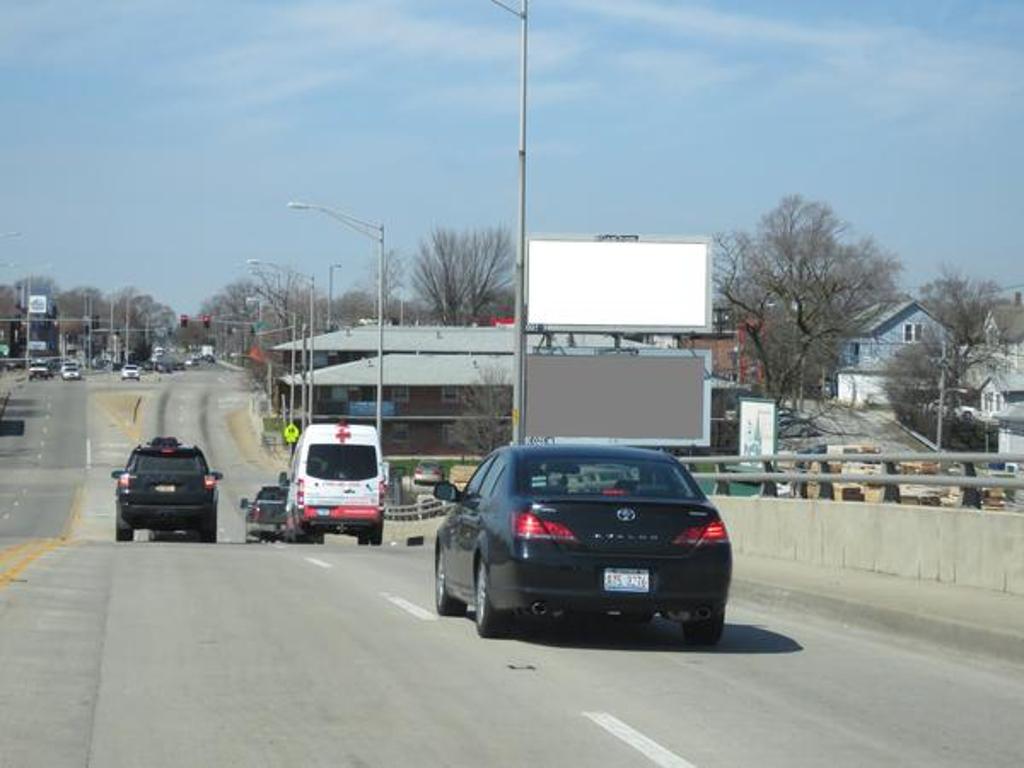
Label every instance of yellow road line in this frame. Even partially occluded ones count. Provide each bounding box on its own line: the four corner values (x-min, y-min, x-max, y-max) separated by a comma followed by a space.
0, 483, 86, 589
0, 539, 38, 565
0, 538, 59, 588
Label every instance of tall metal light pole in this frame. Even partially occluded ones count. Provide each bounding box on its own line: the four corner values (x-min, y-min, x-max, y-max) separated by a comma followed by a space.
327, 262, 343, 332
490, 0, 528, 443
288, 201, 386, 440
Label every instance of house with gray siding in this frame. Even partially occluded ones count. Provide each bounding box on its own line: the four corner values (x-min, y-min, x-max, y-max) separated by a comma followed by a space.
836, 300, 942, 406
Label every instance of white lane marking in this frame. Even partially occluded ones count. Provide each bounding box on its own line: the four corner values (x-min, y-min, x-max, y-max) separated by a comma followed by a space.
272, 543, 287, 550
380, 592, 437, 622
304, 557, 333, 569
86, 438, 92, 469
582, 712, 697, 768
42, 426, 48, 434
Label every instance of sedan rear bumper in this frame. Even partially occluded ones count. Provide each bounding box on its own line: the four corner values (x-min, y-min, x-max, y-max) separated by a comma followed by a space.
488, 546, 731, 614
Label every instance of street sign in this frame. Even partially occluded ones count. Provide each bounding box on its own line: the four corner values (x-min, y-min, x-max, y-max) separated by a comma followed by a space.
283, 422, 300, 444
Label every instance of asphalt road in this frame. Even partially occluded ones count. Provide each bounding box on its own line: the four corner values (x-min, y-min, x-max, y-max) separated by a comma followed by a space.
1, 369, 1022, 768
0, 375, 87, 547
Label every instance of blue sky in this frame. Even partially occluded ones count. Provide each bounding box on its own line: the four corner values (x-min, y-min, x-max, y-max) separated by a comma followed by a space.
1, 0, 1022, 311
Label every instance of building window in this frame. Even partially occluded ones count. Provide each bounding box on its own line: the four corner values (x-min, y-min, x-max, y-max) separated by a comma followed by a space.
441, 386, 459, 404
903, 323, 923, 343
851, 342, 860, 361
391, 386, 409, 404
391, 423, 410, 444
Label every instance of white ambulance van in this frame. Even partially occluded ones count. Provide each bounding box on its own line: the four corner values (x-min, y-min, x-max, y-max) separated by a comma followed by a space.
284, 423, 385, 545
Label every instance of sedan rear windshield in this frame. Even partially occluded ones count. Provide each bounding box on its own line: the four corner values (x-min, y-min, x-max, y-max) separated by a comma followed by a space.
134, 454, 206, 474
305, 444, 378, 481
518, 458, 701, 500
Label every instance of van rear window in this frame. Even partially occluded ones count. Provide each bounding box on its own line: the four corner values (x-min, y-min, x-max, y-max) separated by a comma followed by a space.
306, 444, 378, 481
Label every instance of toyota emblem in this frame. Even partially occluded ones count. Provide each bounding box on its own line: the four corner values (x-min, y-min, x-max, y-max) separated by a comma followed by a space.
616, 508, 637, 522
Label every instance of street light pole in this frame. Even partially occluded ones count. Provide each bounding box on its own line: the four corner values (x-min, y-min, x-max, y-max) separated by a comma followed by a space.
287, 202, 386, 440
491, 0, 528, 443
328, 262, 343, 332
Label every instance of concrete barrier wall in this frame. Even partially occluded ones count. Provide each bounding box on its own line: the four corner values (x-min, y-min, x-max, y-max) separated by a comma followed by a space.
715, 497, 1024, 596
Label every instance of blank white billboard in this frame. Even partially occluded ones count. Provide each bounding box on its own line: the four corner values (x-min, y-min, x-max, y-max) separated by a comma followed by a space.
527, 238, 711, 332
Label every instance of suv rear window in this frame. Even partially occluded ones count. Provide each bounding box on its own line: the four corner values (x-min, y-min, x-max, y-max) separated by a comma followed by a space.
305, 444, 378, 481
134, 453, 206, 474
517, 458, 701, 500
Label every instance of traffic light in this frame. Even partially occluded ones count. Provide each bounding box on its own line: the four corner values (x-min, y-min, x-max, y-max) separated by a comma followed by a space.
202, 314, 211, 329
180, 314, 189, 328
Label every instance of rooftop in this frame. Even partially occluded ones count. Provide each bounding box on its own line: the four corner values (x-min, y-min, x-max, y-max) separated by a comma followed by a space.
281, 353, 513, 387
273, 324, 649, 354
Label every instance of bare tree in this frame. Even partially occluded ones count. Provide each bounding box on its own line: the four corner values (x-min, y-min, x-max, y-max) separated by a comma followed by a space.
412, 227, 512, 325
452, 363, 512, 455
716, 195, 902, 409
919, 269, 1002, 388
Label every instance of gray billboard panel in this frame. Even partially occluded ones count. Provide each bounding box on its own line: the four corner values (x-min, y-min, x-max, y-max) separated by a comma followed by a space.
524, 349, 711, 446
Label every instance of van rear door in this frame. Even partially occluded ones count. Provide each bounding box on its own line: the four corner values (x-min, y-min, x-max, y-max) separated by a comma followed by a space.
303, 443, 380, 508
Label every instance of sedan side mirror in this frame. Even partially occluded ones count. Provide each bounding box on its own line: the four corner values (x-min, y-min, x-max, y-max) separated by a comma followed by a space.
433, 482, 460, 503
239, 498, 250, 510
278, 471, 290, 487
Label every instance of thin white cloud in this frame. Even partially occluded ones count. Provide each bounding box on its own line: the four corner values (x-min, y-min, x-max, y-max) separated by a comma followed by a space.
562, 0, 1024, 122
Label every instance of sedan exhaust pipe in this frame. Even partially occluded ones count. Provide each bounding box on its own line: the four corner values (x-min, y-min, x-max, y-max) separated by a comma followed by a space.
531, 601, 548, 616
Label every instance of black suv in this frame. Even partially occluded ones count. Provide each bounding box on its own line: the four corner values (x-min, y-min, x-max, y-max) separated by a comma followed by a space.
112, 437, 223, 542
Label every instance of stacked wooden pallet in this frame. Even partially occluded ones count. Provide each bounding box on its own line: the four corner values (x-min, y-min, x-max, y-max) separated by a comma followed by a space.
899, 461, 959, 507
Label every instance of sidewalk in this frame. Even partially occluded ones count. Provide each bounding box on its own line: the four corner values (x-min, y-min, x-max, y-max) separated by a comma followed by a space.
731, 553, 1024, 665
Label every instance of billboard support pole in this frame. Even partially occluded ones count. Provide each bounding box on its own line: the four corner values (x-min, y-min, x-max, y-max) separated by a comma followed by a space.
492, 0, 529, 444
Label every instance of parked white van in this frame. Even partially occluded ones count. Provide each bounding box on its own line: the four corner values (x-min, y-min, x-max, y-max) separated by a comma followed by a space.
283, 423, 385, 545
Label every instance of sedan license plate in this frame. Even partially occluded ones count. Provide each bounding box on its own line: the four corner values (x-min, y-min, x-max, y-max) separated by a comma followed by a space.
154, 484, 176, 493
604, 568, 650, 593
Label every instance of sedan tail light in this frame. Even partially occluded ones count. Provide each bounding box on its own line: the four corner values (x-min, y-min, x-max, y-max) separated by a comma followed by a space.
672, 519, 729, 547
514, 510, 578, 543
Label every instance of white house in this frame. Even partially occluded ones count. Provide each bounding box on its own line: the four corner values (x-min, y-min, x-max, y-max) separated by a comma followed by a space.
997, 403, 1024, 454
981, 371, 1024, 420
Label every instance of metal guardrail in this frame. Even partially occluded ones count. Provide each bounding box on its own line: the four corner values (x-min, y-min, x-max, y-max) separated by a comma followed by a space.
682, 453, 1024, 509
384, 498, 454, 521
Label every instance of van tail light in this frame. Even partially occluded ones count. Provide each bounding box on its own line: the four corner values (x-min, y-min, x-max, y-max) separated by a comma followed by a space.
296, 478, 305, 509
118, 473, 132, 490
204, 475, 217, 491
514, 510, 578, 543
378, 479, 387, 503
672, 520, 729, 547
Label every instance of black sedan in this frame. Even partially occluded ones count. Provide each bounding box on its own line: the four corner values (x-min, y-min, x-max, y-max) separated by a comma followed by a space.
433, 445, 732, 644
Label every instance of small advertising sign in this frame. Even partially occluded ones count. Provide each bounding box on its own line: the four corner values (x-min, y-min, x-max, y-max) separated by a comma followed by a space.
739, 398, 777, 461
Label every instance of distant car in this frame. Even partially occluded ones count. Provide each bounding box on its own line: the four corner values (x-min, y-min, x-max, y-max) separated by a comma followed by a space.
433, 445, 732, 643
121, 364, 141, 381
154, 360, 173, 373
184, 358, 195, 368
60, 362, 82, 381
111, 436, 222, 543
413, 461, 445, 485
29, 360, 53, 380
241, 485, 288, 542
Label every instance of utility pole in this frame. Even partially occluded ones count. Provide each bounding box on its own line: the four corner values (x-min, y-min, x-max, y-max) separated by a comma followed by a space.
936, 335, 947, 450
289, 314, 297, 426
301, 322, 309, 430
308, 276, 316, 426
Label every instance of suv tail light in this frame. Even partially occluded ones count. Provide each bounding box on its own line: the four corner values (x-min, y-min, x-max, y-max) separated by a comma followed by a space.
672, 520, 729, 546
296, 478, 305, 509
514, 510, 578, 543
118, 472, 132, 490
204, 475, 218, 491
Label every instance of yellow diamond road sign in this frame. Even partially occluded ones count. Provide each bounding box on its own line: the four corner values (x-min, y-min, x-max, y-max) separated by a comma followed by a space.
283, 422, 300, 444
